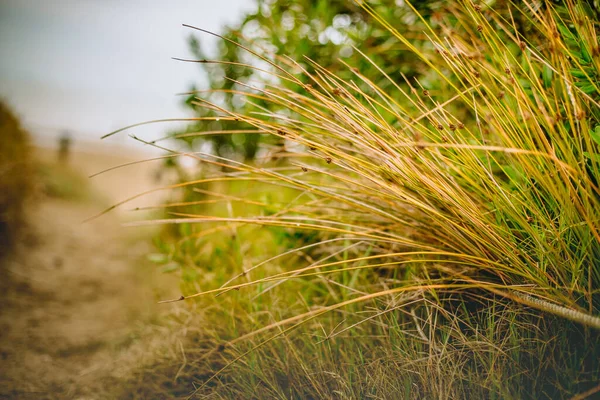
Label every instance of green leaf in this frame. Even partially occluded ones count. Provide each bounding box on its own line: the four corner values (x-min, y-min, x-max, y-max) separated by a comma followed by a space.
147, 253, 169, 264
579, 83, 598, 95
520, 53, 530, 73
542, 65, 553, 88
571, 69, 589, 79
580, 44, 592, 63
590, 126, 600, 146
161, 262, 180, 273
557, 24, 575, 41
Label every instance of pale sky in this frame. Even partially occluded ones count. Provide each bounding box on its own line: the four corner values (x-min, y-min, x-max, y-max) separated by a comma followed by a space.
0, 0, 255, 150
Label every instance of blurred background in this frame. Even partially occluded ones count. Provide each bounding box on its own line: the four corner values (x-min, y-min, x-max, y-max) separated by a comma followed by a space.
0, 0, 253, 152
0, 1, 254, 397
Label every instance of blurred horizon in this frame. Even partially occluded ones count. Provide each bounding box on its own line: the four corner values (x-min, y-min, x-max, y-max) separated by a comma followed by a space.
0, 0, 254, 153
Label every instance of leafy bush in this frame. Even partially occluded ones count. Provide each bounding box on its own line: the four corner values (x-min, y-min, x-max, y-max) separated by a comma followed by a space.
171, 0, 446, 160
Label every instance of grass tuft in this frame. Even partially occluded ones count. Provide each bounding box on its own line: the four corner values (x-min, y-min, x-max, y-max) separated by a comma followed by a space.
114, 1, 600, 397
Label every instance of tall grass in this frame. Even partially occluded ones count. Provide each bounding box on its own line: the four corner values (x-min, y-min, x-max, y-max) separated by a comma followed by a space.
110, 0, 600, 397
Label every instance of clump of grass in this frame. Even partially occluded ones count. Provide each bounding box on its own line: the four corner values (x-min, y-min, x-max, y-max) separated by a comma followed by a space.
37, 162, 92, 201
111, 0, 600, 397
0, 101, 34, 252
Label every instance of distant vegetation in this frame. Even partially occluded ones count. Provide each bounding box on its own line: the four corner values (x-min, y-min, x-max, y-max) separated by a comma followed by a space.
0, 101, 93, 256
133, 1, 600, 398
37, 162, 91, 202
0, 102, 33, 251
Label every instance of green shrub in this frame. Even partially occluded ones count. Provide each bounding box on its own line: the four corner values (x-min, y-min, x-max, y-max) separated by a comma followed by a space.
169, 0, 445, 160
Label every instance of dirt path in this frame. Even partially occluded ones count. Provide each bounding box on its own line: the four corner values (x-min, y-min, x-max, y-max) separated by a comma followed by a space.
0, 147, 181, 399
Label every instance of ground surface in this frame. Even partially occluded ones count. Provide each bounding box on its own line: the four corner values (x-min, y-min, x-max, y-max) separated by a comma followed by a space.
0, 146, 181, 399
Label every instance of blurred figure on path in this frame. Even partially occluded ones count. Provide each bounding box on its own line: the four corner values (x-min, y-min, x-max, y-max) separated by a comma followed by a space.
58, 131, 72, 164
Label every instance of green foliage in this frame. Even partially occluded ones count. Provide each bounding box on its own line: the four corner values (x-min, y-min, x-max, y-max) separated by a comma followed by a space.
37, 162, 92, 201
170, 0, 447, 161
138, 0, 600, 398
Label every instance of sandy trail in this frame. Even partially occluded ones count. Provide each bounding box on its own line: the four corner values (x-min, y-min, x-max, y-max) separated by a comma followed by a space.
0, 146, 180, 399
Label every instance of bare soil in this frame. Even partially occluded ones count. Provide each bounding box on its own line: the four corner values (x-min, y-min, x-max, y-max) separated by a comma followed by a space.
0, 146, 181, 399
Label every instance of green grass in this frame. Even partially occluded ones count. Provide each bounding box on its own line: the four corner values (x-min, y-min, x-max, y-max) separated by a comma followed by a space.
37, 161, 93, 202
109, 0, 600, 398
